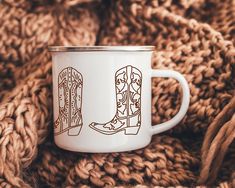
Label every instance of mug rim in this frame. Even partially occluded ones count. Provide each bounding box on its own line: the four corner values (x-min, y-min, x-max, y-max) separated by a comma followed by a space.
48, 46, 155, 52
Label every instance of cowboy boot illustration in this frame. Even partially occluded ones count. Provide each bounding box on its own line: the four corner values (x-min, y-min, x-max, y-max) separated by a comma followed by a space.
54, 67, 83, 136
89, 65, 142, 135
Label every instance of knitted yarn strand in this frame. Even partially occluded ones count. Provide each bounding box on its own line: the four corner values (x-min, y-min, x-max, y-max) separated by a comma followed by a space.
199, 96, 235, 185
0, 0, 234, 187
0, 0, 100, 186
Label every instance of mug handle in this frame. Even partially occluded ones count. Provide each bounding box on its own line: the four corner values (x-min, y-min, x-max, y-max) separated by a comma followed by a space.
151, 70, 190, 135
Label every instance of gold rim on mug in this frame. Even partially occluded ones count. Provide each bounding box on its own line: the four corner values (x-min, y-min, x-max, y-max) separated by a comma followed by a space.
48, 46, 155, 52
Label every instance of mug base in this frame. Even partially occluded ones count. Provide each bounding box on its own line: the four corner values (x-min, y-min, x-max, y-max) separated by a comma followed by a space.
55, 139, 151, 153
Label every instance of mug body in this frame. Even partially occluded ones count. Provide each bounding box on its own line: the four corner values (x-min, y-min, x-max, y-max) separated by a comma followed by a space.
50, 46, 154, 152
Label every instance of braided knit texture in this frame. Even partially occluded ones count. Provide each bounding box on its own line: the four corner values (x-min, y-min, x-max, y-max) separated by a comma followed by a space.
0, 0, 234, 187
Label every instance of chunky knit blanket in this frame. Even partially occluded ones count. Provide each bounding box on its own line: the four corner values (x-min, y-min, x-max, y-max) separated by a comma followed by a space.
0, 0, 234, 187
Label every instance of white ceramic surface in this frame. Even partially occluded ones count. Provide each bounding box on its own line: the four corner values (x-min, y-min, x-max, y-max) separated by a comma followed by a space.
50, 46, 190, 153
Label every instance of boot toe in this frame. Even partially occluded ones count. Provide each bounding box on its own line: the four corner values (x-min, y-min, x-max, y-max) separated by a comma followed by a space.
89, 123, 110, 133
89, 122, 96, 128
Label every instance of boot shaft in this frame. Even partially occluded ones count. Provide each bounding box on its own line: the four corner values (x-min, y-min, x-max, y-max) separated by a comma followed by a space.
115, 65, 142, 119
58, 67, 83, 130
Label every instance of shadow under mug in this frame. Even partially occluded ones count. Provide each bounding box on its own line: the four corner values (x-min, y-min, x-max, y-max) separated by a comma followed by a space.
49, 46, 190, 153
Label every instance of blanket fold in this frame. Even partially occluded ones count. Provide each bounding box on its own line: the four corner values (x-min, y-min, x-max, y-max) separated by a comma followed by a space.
0, 0, 234, 187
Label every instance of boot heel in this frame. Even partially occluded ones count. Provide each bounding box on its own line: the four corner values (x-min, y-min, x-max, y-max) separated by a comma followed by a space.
68, 125, 82, 136
124, 126, 140, 135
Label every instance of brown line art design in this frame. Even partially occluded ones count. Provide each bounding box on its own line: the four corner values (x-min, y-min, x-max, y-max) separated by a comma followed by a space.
54, 67, 83, 136
89, 65, 142, 135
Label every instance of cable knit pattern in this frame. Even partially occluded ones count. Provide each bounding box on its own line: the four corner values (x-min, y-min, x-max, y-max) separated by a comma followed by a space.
0, 0, 234, 187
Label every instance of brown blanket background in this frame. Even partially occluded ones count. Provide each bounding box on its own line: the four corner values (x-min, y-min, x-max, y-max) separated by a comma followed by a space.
0, 0, 234, 187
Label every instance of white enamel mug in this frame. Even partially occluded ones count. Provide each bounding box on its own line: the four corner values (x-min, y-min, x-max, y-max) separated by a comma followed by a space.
49, 46, 190, 153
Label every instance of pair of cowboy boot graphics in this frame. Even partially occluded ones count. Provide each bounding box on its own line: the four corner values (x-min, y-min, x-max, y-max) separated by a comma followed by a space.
54, 65, 142, 136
